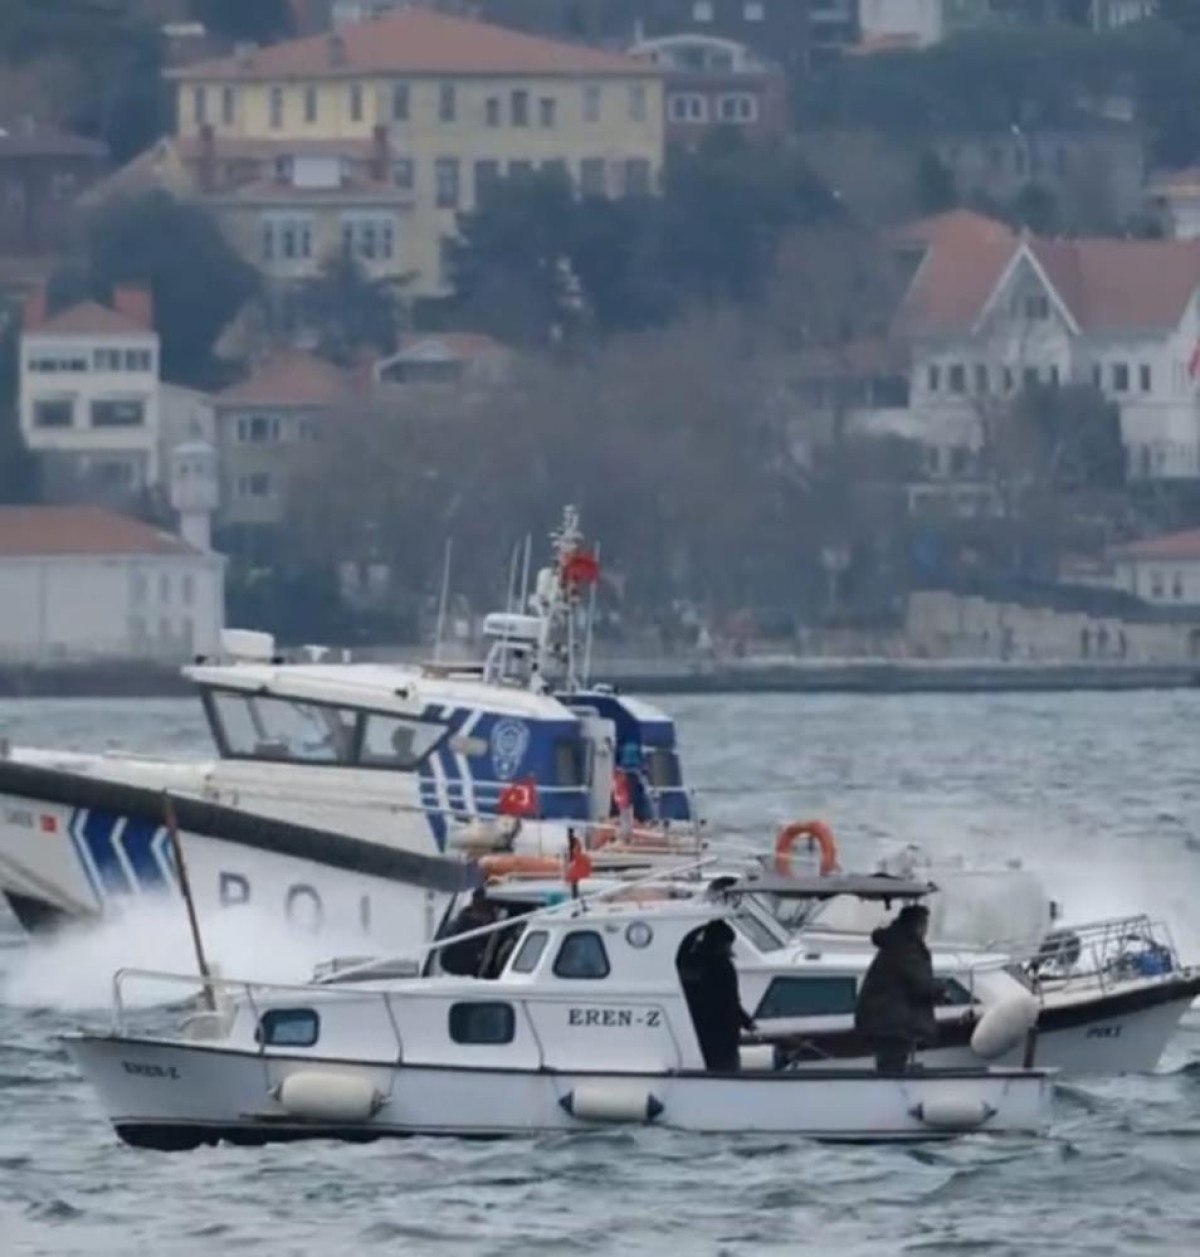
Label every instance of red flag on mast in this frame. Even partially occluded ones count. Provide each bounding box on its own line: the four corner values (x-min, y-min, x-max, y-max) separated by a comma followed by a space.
560, 548, 600, 587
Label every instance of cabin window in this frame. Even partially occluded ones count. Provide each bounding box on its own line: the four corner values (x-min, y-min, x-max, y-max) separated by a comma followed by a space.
553, 930, 610, 979
754, 977, 858, 1020
359, 714, 446, 768
449, 1002, 515, 1045
731, 910, 786, 954
510, 929, 549, 973
258, 1007, 320, 1047
209, 692, 355, 764
937, 978, 976, 1007
554, 737, 587, 786
643, 747, 681, 789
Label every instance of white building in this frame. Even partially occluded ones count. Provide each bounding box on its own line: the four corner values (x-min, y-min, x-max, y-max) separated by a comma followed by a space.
884, 210, 1200, 481
20, 294, 162, 496
1105, 530, 1200, 608
0, 506, 225, 663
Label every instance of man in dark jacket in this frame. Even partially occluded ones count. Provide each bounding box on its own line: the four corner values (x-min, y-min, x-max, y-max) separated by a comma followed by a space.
682, 919, 757, 1072
438, 889, 498, 977
854, 903, 938, 1074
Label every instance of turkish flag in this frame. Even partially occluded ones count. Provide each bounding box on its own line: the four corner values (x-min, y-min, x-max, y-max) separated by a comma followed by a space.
566, 848, 593, 885
498, 777, 539, 817
612, 769, 632, 813
561, 548, 600, 587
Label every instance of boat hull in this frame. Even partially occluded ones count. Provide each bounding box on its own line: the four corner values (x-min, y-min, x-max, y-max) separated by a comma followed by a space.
64, 1033, 1051, 1145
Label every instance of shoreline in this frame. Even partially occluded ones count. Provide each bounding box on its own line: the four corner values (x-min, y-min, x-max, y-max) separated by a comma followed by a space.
0, 659, 1197, 699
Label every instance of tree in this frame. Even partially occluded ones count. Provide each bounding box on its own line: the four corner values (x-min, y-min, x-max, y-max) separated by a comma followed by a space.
189, 0, 294, 44
77, 191, 259, 385
299, 250, 402, 366
915, 150, 956, 215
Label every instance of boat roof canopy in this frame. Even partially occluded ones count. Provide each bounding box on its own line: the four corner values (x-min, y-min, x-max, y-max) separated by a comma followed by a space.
722, 873, 937, 902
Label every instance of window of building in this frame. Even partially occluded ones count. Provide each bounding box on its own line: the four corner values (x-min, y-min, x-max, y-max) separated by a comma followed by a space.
392, 81, 409, 121
485, 96, 501, 127
193, 87, 206, 125
974, 363, 989, 394
1151, 569, 1164, 598
754, 976, 858, 1020
221, 86, 235, 126
629, 83, 647, 122
434, 157, 460, 209
1048, 364, 1060, 386
1112, 362, 1130, 392
927, 363, 940, 392
693, 0, 714, 19
32, 399, 73, 428
393, 157, 414, 190
511, 89, 529, 127
258, 1008, 319, 1048
1024, 294, 1050, 320
358, 714, 447, 768
304, 84, 318, 123
91, 400, 145, 427
94, 348, 121, 371
718, 93, 757, 123
449, 1002, 515, 1045
349, 82, 364, 123
624, 158, 651, 196
159, 573, 170, 604
269, 86, 283, 129
744, 1, 765, 17
125, 349, 152, 372
182, 574, 194, 607
1140, 363, 1152, 393
1022, 366, 1038, 389
439, 82, 456, 122
948, 363, 966, 394
579, 157, 606, 197
341, 214, 395, 261
950, 445, 970, 475
237, 415, 281, 444
238, 472, 272, 499
1173, 572, 1184, 599
1002, 365, 1014, 392
539, 96, 556, 128
473, 159, 501, 203
262, 215, 314, 262
582, 83, 601, 123
668, 93, 708, 123
511, 930, 549, 974
553, 930, 610, 979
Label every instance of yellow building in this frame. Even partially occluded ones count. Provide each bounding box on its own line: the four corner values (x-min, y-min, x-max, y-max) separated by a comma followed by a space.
167, 7, 664, 297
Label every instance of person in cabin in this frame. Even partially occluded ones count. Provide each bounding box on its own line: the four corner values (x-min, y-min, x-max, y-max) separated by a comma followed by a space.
685, 919, 756, 1072
854, 903, 938, 1074
438, 888, 499, 977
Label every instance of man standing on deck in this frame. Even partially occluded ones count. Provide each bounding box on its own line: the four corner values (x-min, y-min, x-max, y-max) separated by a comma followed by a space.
438, 888, 498, 976
855, 903, 938, 1073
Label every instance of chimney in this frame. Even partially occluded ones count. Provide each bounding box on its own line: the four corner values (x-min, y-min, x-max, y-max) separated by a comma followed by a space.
113, 286, 154, 330
327, 32, 346, 67
22, 285, 47, 331
370, 124, 389, 182
197, 122, 216, 192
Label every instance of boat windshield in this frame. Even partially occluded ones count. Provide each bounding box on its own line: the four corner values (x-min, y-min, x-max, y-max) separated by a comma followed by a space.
731, 907, 788, 954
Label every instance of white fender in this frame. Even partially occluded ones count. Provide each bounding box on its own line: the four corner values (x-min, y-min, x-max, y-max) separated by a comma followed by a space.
739, 1044, 777, 1072
970, 994, 1040, 1060
913, 1095, 997, 1132
559, 1083, 664, 1123
274, 1071, 382, 1123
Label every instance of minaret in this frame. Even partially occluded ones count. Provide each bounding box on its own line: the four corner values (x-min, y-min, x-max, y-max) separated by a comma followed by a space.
169, 441, 219, 552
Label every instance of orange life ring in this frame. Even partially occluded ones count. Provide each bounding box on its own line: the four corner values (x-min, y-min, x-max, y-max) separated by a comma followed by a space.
774, 820, 839, 878
478, 854, 562, 880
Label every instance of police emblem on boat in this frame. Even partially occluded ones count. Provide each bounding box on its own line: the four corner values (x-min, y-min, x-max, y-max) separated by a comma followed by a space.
490, 719, 530, 781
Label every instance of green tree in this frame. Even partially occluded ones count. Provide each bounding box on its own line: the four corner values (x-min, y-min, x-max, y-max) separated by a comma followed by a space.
77, 191, 258, 385
300, 250, 401, 366
188, 0, 294, 44
915, 149, 957, 214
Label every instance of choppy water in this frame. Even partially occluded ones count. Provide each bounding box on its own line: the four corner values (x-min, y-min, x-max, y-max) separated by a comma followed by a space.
3, 691, 1200, 1255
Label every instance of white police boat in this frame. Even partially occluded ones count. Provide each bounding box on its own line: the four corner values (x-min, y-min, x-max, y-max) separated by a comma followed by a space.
63, 883, 1052, 1148
0, 509, 699, 950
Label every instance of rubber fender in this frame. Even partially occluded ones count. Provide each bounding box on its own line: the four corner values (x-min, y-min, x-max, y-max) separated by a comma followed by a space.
274, 1071, 382, 1123
559, 1083, 664, 1123
912, 1095, 997, 1131
970, 993, 1039, 1060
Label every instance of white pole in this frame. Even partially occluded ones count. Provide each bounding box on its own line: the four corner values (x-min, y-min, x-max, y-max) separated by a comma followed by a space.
432, 536, 453, 663
505, 539, 521, 614
518, 534, 532, 610
582, 541, 600, 685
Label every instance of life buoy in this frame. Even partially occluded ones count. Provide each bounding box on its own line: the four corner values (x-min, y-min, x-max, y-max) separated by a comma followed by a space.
478, 854, 562, 880
774, 820, 839, 878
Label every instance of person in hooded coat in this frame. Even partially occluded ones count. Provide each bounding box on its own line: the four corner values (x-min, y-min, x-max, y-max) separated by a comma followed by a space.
854, 903, 938, 1073
681, 919, 756, 1072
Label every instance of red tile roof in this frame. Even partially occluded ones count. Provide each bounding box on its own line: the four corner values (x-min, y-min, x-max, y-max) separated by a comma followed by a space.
1110, 530, 1200, 562
28, 300, 155, 336
216, 350, 350, 408
0, 507, 197, 557
172, 7, 657, 80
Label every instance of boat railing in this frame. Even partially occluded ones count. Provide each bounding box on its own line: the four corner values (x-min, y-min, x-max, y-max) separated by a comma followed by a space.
1017, 913, 1180, 996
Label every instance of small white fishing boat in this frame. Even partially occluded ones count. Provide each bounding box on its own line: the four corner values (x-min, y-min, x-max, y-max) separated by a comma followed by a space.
63, 885, 1052, 1147
424, 866, 1200, 1074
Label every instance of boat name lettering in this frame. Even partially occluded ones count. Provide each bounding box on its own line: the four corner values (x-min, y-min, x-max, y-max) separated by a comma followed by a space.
122, 1060, 180, 1080
567, 1007, 660, 1028
218, 871, 372, 935
3, 807, 34, 829
1086, 1025, 1121, 1039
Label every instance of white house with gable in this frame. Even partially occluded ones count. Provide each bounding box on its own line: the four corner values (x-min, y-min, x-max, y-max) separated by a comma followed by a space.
889, 212, 1200, 481
20, 291, 163, 497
